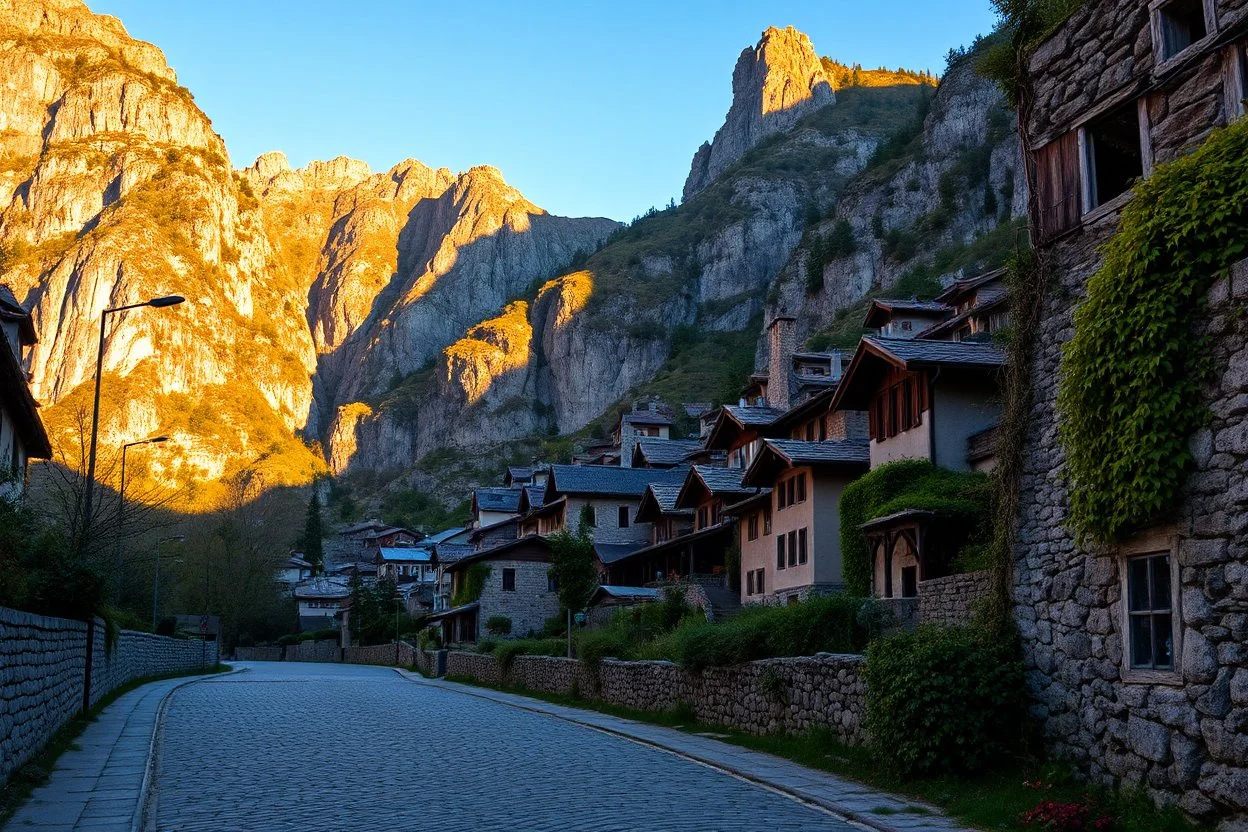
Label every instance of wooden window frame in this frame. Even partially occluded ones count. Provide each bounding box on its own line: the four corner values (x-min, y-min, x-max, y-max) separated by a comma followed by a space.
797, 528, 808, 565
1118, 527, 1183, 685
502, 568, 517, 592
776, 536, 786, 570
747, 570, 755, 596
618, 505, 630, 529
763, 509, 772, 536
747, 513, 759, 542
1224, 41, 1248, 121
1150, 0, 1218, 70
756, 568, 765, 595
796, 471, 807, 504
1078, 98, 1148, 218
787, 530, 797, 568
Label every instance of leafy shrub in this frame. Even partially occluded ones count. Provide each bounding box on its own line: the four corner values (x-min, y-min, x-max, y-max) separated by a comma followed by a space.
494, 637, 566, 670
674, 595, 869, 672
485, 615, 512, 636
1058, 119, 1248, 542
416, 626, 442, 651
577, 627, 638, 667
839, 460, 990, 596
863, 624, 1024, 775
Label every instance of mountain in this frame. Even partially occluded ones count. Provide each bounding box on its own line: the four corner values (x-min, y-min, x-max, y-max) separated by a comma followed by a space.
1, 0, 1022, 507
0, 0, 615, 502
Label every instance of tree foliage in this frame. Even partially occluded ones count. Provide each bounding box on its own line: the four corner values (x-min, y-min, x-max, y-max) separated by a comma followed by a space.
1057, 120, 1248, 542
299, 492, 324, 574
546, 528, 598, 615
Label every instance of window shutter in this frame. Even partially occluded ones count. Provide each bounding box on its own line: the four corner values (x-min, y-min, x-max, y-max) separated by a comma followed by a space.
1036, 130, 1081, 240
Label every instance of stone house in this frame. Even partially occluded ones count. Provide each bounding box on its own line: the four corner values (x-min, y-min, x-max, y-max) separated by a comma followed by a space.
472, 487, 523, 528
292, 577, 351, 632
736, 439, 870, 605
862, 298, 953, 339
614, 402, 675, 468
429, 535, 559, 643
274, 555, 313, 595
0, 285, 50, 500
374, 547, 436, 584
919, 268, 1010, 342
1014, 0, 1248, 821
704, 404, 786, 469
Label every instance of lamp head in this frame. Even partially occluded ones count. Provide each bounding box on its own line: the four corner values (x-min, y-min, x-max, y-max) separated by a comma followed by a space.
146, 295, 185, 308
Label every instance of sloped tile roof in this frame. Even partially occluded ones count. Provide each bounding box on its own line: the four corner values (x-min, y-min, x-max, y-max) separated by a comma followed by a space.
647, 483, 687, 512
377, 547, 433, 563
764, 439, 871, 465
692, 465, 752, 495
593, 542, 645, 564
548, 464, 689, 498
474, 487, 522, 513
635, 438, 702, 466
432, 542, 475, 563
293, 577, 351, 600
621, 411, 673, 426
864, 336, 1005, 368
722, 404, 786, 426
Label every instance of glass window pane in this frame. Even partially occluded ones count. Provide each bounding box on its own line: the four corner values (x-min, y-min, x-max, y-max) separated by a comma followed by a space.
1151, 555, 1171, 611
1128, 557, 1151, 611
1153, 613, 1173, 670
1129, 615, 1153, 667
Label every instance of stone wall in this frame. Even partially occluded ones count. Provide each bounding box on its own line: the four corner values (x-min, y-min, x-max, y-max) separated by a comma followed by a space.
233, 646, 283, 662
344, 641, 415, 667
919, 570, 993, 626
445, 650, 867, 744
1019, 2, 1248, 824
0, 605, 218, 786
286, 640, 341, 662
476, 558, 561, 638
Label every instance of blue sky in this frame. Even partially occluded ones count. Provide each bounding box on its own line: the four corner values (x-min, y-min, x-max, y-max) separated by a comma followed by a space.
90, 1, 999, 221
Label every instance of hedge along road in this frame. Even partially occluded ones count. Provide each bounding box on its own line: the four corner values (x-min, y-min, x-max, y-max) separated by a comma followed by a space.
151, 662, 858, 831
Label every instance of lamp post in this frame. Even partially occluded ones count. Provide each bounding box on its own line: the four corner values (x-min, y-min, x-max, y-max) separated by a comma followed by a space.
151, 535, 185, 630
115, 435, 169, 601
81, 295, 185, 547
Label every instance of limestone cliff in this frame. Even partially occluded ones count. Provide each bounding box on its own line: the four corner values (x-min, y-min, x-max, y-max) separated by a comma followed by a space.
683, 26, 835, 200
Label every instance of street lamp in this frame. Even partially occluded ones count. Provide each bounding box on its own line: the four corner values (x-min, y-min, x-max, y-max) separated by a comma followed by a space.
115, 435, 170, 599
151, 535, 185, 630
81, 295, 185, 544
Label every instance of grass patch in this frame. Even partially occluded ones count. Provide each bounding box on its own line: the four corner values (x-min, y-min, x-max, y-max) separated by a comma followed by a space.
0, 663, 231, 825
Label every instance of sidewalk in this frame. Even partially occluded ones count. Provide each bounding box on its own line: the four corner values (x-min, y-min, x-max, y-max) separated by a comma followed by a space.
397, 670, 973, 832
2, 673, 224, 832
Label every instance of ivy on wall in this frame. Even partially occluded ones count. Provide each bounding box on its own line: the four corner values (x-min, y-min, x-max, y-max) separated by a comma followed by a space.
1058, 120, 1248, 542
451, 564, 491, 607
839, 460, 990, 597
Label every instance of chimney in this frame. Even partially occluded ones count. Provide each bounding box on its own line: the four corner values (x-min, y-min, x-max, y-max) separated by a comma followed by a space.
766, 316, 796, 411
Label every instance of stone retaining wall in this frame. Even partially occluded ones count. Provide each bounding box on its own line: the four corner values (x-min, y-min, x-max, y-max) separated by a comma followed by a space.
285, 640, 342, 662
446, 650, 867, 743
919, 570, 993, 626
233, 646, 283, 662
344, 642, 415, 667
0, 605, 218, 786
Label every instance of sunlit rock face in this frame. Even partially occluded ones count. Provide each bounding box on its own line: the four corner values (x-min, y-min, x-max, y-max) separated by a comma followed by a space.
0, 0, 618, 495
684, 26, 835, 200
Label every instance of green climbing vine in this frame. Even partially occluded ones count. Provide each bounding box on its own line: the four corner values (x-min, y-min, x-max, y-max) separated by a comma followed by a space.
1058, 119, 1248, 543
451, 564, 490, 607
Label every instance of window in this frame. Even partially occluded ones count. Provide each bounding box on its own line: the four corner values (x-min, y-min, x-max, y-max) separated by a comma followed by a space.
787, 530, 797, 568
1127, 553, 1175, 670
547, 575, 559, 592
747, 513, 759, 541
1154, 0, 1208, 63
583, 504, 596, 527
698, 507, 709, 528
901, 566, 917, 598
755, 569, 764, 595
747, 570, 755, 595
763, 509, 772, 535
777, 485, 787, 510
786, 478, 796, 507
1226, 41, 1248, 120
502, 568, 516, 592
901, 320, 912, 332
798, 528, 808, 565
618, 505, 630, 528
1082, 101, 1144, 211
796, 473, 806, 503
776, 536, 786, 570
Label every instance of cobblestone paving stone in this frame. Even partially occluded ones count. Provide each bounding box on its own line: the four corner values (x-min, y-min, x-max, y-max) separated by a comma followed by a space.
153, 662, 861, 832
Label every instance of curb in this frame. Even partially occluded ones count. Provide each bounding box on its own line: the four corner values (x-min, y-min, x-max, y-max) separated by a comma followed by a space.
133, 666, 246, 832
392, 670, 952, 832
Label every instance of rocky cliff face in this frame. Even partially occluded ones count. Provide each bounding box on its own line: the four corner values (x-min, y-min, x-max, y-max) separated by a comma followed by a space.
683, 26, 835, 200
0, 0, 617, 498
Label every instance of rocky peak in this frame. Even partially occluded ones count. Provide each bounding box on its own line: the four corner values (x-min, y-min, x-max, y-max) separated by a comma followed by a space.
683, 25, 834, 200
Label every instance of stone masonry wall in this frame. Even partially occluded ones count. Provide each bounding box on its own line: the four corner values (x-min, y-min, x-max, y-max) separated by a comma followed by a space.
344, 641, 415, 667
476, 558, 561, 638
286, 640, 342, 662
233, 646, 283, 662
919, 570, 993, 626
0, 605, 217, 786
1020, 3, 1248, 824
446, 650, 868, 744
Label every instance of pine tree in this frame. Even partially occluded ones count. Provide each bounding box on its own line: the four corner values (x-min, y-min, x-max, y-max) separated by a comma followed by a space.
301, 493, 325, 574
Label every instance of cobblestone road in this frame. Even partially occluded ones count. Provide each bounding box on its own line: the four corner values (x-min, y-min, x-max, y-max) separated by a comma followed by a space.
153, 662, 858, 831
